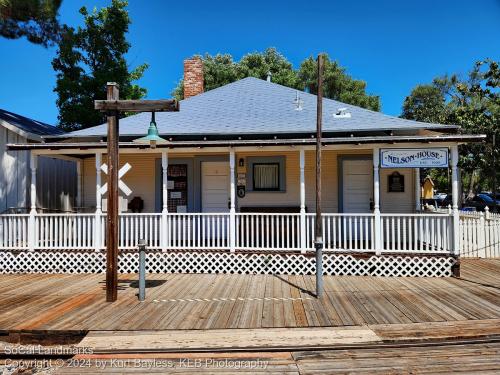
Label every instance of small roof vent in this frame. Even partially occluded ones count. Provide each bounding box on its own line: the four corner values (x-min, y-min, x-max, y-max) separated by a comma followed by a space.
333, 107, 351, 118
294, 91, 303, 111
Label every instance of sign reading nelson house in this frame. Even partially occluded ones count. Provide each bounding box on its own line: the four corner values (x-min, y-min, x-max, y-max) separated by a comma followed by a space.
380, 148, 449, 168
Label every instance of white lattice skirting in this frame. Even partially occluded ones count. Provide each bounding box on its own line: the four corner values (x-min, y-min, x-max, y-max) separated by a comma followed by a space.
0, 251, 456, 277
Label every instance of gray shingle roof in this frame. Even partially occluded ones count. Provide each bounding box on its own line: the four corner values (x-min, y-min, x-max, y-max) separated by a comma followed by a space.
0, 108, 64, 136
68, 77, 456, 138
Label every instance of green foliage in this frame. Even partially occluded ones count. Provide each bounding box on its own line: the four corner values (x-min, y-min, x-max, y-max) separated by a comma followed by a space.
402, 59, 500, 193
52, 0, 148, 131
0, 0, 62, 46
402, 84, 447, 123
297, 55, 380, 111
172, 48, 380, 111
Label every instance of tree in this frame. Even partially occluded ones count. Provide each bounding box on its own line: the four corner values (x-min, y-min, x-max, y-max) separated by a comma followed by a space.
236, 48, 299, 88
52, 0, 148, 131
401, 84, 447, 123
172, 48, 380, 111
0, 0, 62, 47
297, 55, 380, 111
402, 59, 500, 194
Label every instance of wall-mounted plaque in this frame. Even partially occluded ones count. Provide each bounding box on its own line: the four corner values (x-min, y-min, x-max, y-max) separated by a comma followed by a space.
388, 172, 405, 192
237, 186, 246, 198
170, 191, 182, 199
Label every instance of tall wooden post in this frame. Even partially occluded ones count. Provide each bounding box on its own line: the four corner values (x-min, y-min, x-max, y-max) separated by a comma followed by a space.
373, 148, 381, 255
414, 167, 420, 212
95, 91, 179, 302
106, 82, 120, 302
161, 150, 169, 252
451, 145, 460, 257
299, 148, 306, 253
95, 152, 103, 252
28, 152, 38, 252
229, 149, 236, 252
492, 134, 497, 213
315, 54, 324, 298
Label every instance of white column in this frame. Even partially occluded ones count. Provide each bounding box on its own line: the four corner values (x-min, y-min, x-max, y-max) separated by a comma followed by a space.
28, 152, 38, 251
373, 148, 382, 255
451, 145, 460, 256
76, 160, 83, 207
94, 152, 102, 251
415, 168, 420, 212
229, 150, 236, 252
161, 150, 168, 252
299, 148, 307, 253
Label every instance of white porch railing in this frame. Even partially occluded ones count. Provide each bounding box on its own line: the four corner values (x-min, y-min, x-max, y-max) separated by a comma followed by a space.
165, 213, 229, 250
460, 211, 500, 257
0, 211, 479, 255
0, 214, 29, 249
35, 213, 95, 249
236, 213, 301, 251
305, 214, 376, 252
381, 214, 452, 254
1, 211, 498, 256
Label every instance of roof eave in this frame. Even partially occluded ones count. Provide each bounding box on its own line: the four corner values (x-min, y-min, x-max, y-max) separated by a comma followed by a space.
7, 134, 486, 151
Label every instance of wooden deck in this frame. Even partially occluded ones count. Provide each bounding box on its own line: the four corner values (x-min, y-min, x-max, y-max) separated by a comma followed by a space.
45, 340, 500, 374
0, 259, 499, 331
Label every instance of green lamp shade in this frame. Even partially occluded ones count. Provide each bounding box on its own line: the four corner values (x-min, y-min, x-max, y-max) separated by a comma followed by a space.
134, 120, 167, 148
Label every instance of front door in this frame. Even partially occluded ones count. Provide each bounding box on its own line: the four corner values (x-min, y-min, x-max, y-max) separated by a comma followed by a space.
201, 161, 229, 213
342, 159, 373, 213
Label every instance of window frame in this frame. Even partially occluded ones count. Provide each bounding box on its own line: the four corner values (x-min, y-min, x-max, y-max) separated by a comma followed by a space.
252, 162, 281, 191
247, 156, 286, 193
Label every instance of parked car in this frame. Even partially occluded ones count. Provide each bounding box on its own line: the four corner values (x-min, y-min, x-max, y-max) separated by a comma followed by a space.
433, 192, 448, 201
484, 192, 500, 202
464, 194, 500, 213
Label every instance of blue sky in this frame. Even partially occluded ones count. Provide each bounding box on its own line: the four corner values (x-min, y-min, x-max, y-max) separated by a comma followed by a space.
0, 0, 499, 125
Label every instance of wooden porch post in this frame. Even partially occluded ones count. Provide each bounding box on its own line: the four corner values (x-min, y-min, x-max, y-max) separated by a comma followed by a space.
315, 54, 324, 298
299, 148, 306, 253
161, 150, 168, 252
451, 145, 460, 257
229, 149, 236, 252
93, 90, 178, 302
106, 82, 120, 302
373, 147, 382, 255
28, 152, 37, 251
76, 160, 82, 207
95, 152, 102, 252
415, 168, 420, 212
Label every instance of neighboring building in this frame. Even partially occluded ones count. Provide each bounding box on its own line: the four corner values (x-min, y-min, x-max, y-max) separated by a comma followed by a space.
0, 109, 77, 212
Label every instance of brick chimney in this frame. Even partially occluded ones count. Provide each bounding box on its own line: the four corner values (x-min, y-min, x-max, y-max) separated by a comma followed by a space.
183, 58, 204, 99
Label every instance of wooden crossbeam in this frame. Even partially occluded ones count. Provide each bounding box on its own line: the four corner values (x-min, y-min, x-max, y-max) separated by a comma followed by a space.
95, 99, 179, 112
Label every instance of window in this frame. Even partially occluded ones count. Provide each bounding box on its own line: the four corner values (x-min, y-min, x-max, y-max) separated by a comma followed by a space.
247, 156, 286, 192
253, 163, 280, 191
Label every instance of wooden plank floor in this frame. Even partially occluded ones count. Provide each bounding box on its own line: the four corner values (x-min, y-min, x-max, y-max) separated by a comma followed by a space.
4, 340, 495, 374
0, 259, 499, 331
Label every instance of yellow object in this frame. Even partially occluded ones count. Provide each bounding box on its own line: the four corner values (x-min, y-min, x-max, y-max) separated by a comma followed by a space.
422, 177, 435, 199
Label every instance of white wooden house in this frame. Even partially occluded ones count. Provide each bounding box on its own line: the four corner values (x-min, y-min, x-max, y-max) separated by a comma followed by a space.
1, 59, 490, 276
0, 109, 77, 213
